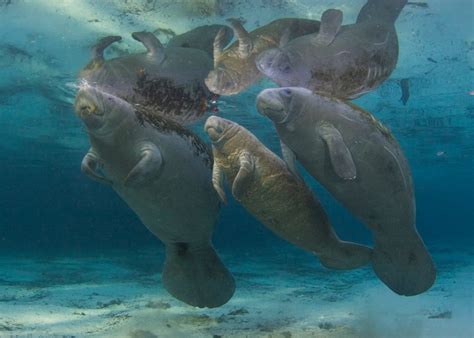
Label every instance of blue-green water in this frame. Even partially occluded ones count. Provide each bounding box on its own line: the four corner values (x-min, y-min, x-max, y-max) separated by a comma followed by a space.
0, 0, 472, 337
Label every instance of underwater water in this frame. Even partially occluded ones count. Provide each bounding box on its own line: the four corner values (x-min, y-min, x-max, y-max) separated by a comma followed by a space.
0, 0, 473, 337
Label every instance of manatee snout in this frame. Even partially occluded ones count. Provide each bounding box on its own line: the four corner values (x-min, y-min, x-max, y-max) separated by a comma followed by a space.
256, 48, 291, 78
204, 116, 225, 141
256, 88, 288, 123
205, 68, 238, 96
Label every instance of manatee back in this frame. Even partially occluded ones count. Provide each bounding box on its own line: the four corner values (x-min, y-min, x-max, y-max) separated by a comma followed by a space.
167, 24, 234, 58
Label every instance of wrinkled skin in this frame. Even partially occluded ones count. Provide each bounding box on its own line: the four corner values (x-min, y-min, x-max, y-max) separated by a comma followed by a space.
257, 87, 436, 296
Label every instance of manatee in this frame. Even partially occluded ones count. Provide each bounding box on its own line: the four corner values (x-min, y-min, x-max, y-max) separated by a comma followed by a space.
74, 84, 235, 308
205, 18, 320, 96
257, 87, 436, 296
78, 31, 213, 125
256, 0, 407, 99
167, 24, 233, 59
205, 116, 371, 270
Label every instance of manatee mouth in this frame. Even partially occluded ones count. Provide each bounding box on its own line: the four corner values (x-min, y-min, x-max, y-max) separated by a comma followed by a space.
205, 116, 237, 144
75, 89, 104, 118
256, 48, 291, 77
256, 89, 288, 124
205, 68, 238, 96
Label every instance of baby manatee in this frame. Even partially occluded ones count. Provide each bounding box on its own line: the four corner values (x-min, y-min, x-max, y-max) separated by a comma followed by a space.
256, 0, 407, 99
75, 85, 235, 308
205, 18, 320, 96
79, 31, 213, 125
257, 87, 436, 296
205, 116, 371, 270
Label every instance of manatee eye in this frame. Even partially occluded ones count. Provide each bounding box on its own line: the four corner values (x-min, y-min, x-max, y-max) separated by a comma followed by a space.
282, 64, 291, 73
282, 88, 292, 96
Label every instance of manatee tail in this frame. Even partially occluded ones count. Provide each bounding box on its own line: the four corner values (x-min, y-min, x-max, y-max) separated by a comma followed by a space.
371, 231, 436, 296
162, 242, 235, 308
319, 241, 373, 270
357, 0, 408, 24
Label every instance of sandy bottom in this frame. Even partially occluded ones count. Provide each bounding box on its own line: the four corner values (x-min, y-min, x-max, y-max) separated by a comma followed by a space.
0, 243, 472, 338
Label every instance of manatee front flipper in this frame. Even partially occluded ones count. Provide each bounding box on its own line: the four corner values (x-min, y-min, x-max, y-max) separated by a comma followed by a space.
319, 240, 372, 270
81, 149, 112, 185
280, 140, 302, 181
316, 121, 356, 180
91, 36, 122, 62
312, 9, 343, 46
132, 31, 166, 63
162, 242, 236, 308
212, 160, 227, 204
124, 143, 163, 187
227, 18, 253, 58
372, 230, 436, 296
232, 151, 255, 200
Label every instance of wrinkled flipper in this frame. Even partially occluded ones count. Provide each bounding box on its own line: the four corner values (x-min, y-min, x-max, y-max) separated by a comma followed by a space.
124, 143, 163, 187
319, 241, 372, 270
162, 242, 236, 308
212, 161, 227, 204
312, 9, 343, 46
132, 31, 165, 63
212, 27, 230, 66
280, 140, 302, 180
316, 121, 356, 180
81, 149, 112, 185
91, 36, 122, 62
227, 18, 253, 58
357, 0, 408, 24
232, 151, 254, 200
372, 231, 436, 296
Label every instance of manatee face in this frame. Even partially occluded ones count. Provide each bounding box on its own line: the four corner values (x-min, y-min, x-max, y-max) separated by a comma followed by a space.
257, 87, 312, 128
205, 67, 240, 95
204, 116, 239, 148
256, 48, 308, 87
75, 85, 130, 136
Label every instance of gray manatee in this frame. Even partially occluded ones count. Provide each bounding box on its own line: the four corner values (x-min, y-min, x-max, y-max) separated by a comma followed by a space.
256, 0, 407, 99
79, 31, 213, 125
74, 85, 235, 308
257, 87, 436, 296
205, 18, 320, 96
205, 116, 371, 270
167, 24, 233, 59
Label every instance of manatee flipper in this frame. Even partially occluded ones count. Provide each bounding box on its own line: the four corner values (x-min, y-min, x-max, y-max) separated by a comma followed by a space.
316, 121, 356, 180
357, 0, 408, 24
81, 149, 112, 185
212, 161, 227, 204
319, 240, 372, 270
227, 18, 253, 58
132, 31, 165, 63
123, 143, 163, 187
312, 9, 343, 46
213, 27, 229, 66
162, 242, 236, 308
372, 230, 436, 296
280, 140, 302, 180
91, 36, 122, 62
232, 151, 255, 200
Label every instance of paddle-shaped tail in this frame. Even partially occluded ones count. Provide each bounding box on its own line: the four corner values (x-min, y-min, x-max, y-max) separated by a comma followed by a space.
162, 241, 235, 308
